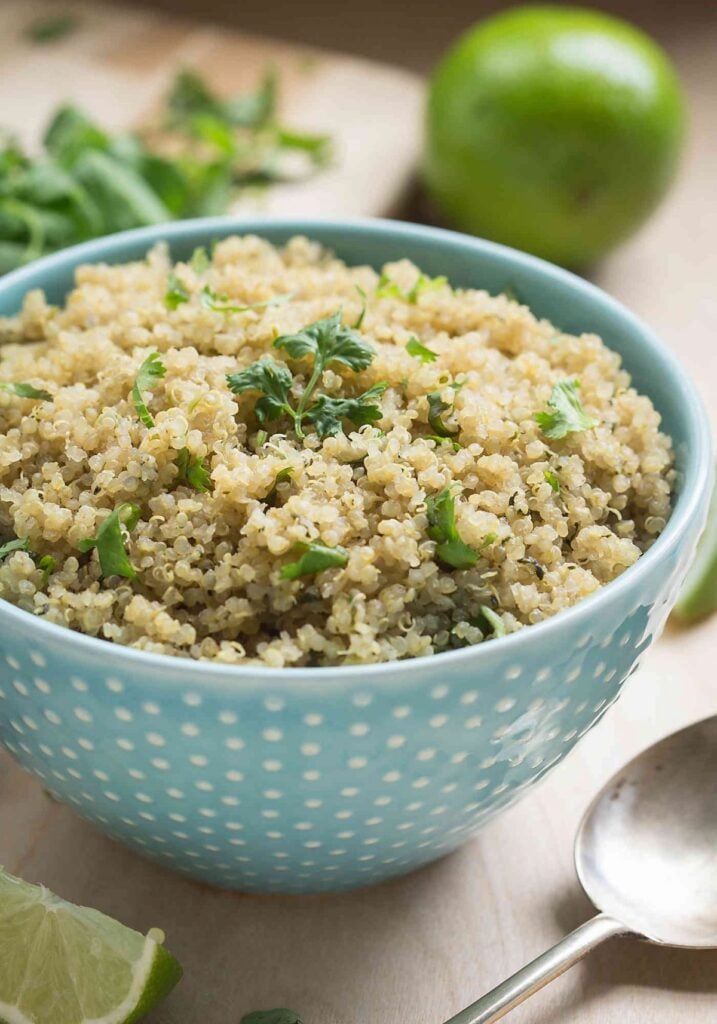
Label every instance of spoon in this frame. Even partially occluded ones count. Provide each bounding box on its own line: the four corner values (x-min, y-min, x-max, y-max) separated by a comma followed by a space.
443, 714, 717, 1024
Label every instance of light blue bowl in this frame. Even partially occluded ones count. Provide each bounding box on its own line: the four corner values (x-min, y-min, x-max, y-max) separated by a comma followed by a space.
0, 218, 711, 893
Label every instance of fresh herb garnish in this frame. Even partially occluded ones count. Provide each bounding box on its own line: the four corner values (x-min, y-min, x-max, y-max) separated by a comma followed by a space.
264, 465, 293, 505
132, 352, 166, 428
477, 605, 506, 639
0, 382, 52, 401
227, 356, 294, 424
354, 285, 367, 329
36, 554, 56, 585
200, 285, 291, 314
427, 435, 463, 451
376, 272, 448, 304
165, 271, 190, 310
406, 337, 438, 363
426, 487, 488, 570
176, 448, 212, 493
280, 541, 348, 580
426, 390, 458, 438
535, 379, 597, 440
26, 14, 79, 44
544, 468, 561, 493
0, 537, 30, 560
78, 503, 141, 580
189, 246, 210, 275
241, 1012, 303, 1024
304, 383, 387, 439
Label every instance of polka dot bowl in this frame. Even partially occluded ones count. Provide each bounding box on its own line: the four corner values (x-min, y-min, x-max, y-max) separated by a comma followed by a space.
0, 218, 711, 893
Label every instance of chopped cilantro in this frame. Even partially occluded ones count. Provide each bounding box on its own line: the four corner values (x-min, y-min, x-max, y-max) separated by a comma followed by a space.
426, 487, 486, 570
376, 272, 448, 304
36, 554, 56, 585
132, 352, 166, 429
0, 382, 52, 401
78, 503, 141, 580
264, 465, 293, 505
535, 379, 598, 440
427, 435, 462, 452
406, 337, 438, 363
477, 605, 506, 639
427, 390, 458, 438
280, 541, 348, 580
544, 468, 561, 493
0, 537, 30, 560
200, 285, 291, 314
189, 246, 210, 275
165, 271, 190, 310
176, 448, 212, 492
354, 285, 367, 329
26, 14, 79, 44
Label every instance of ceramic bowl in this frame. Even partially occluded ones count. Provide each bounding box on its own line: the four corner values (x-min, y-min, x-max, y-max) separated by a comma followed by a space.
0, 218, 710, 893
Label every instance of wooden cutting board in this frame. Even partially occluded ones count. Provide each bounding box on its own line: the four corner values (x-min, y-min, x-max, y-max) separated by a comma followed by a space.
0, 0, 423, 218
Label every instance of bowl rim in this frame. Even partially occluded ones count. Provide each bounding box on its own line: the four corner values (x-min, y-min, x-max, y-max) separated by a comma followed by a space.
0, 215, 711, 686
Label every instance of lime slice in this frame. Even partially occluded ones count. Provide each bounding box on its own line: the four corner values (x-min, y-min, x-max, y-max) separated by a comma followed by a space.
674, 476, 717, 624
0, 868, 182, 1024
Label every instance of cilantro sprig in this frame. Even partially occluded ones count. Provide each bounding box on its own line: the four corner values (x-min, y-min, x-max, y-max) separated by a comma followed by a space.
427, 390, 458, 438
0, 382, 52, 401
227, 311, 385, 440
280, 541, 348, 580
535, 379, 598, 440
426, 487, 495, 570
78, 503, 141, 580
132, 352, 166, 428
200, 285, 292, 315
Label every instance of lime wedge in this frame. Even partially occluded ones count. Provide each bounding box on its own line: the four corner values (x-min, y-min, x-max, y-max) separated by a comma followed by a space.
674, 476, 717, 624
0, 868, 182, 1024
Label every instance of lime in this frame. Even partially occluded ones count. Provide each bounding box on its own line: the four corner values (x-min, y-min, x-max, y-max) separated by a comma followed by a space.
424, 6, 686, 267
0, 868, 182, 1024
674, 475, 717, 624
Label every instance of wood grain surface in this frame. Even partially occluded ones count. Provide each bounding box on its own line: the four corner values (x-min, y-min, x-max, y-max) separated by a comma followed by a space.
1, 3, 716, 1023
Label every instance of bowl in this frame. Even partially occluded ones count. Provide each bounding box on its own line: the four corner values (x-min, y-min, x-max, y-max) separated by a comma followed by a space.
0, 218, 711, 893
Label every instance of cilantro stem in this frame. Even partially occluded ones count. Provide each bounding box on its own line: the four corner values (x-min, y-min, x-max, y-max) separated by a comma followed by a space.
293, 361, 323, 439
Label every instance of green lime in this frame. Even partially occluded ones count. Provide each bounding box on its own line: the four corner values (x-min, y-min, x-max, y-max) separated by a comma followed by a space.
674, 475, 717, 624
423, 5, 686, 267
0, 868, 182, 1024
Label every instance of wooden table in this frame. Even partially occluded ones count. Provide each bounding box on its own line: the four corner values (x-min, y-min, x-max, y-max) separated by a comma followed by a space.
1, 4, 716, 1023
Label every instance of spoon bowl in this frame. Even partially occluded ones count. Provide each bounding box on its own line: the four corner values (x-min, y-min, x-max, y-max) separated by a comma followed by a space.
577, 715, 717, 948
446, 714, 717, 1024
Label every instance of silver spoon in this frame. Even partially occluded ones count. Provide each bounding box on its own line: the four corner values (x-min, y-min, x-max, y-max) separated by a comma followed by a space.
444, 714, 717, 1024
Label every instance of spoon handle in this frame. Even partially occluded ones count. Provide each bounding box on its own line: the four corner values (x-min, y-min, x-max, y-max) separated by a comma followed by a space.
442, 913, 628, 1024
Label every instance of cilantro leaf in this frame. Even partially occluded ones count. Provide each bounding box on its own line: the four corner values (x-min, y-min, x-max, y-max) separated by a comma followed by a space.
36, 554, 56, 585
544, 468, 561, 493
241, 1012, 303, 1024
280, 541, 348, 581
427, 390, 458, 438
165, 271, 190, 310
427, 435, 463, 452
189, 246, 210, 275
425, 487, 480, 570
78, 503, 141, 580
477, 605, 506, 639
354, 285, 367, 329
132, 352, 166, 428
274, 310, 375, 373
176, 447, 212, 492
264, 465, 293, 505
535, 379, 598, 440
375, 272, 402, 299
304, 383, 386, 439
0, 537, 30, 560
200, 285, 292, 314
226, 356, 294, 424
0, 382, 52, 401
406, 337, 438, 363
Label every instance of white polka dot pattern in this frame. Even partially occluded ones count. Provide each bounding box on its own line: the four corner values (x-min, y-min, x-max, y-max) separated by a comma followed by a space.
0, 531, 698, 893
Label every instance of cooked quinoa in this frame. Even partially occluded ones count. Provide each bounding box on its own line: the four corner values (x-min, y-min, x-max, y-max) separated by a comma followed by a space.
0, 235, 674, 666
